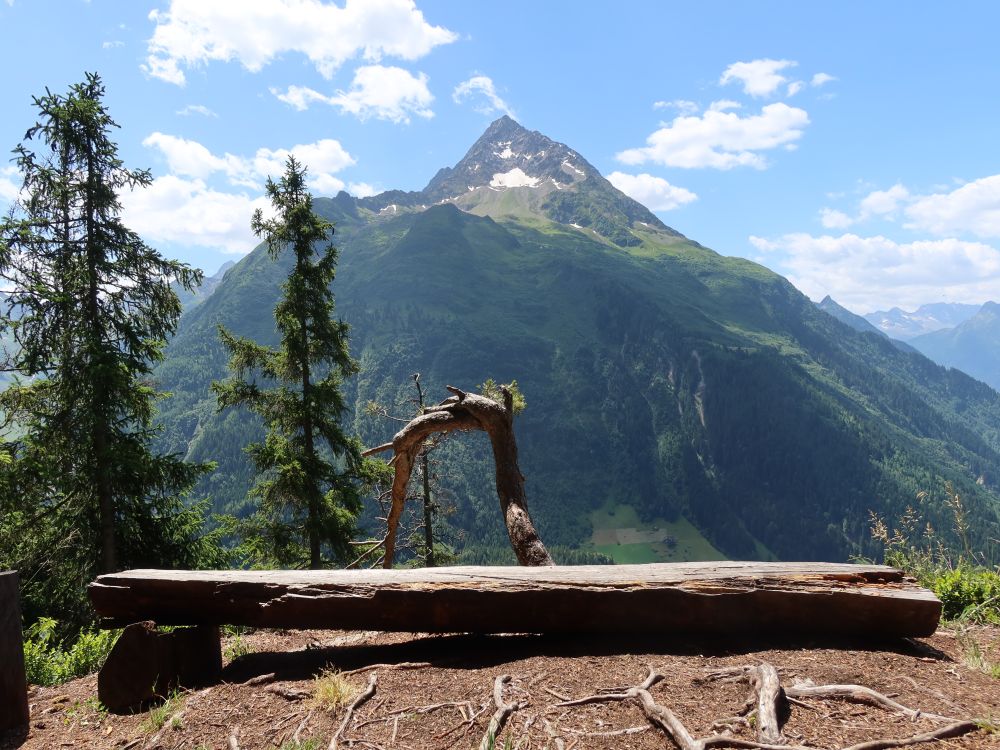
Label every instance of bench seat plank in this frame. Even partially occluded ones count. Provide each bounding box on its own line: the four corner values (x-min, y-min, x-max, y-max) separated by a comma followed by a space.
89, 562, 941, 638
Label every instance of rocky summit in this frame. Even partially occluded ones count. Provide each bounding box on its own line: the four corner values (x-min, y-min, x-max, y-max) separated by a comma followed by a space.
358, 116, 675, 247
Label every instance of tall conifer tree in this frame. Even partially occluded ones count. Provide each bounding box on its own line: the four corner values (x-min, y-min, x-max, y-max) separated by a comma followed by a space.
0, 73, 219, 624
214, 156, 369, 569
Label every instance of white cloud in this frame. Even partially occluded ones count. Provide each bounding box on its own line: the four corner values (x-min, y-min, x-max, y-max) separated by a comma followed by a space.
905, 174, 1000, 238
819, 208, 854, 229
616, 103, 809, 170
142, 132, 245, 182
102, 40, 125, 49
786, 80, 804, 97
817, 183, 912, 230
811, 72, 836, 87
707, 99, 741, 112
176, 104, 217, 117
0, 166, 19, 204
270, 85, 327, 111
606, 172, 697, 212
452, 75, 515, 118
308, 173, 347, 195
654, 99, 698, 115
144, 0, 457, 85
859, 183, 910, 219
750, 232, 1000, 312
123, 175, 271, 254
273, 65, 434, 123
126, 133, 367, 252
253, 140, 357, 185
347, 181, 377, 198
142, 133, 356, 190
720, 59, 797, 97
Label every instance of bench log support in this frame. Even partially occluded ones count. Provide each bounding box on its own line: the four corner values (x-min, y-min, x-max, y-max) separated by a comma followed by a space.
0, 571, 29, 732
98, 621, 221, 712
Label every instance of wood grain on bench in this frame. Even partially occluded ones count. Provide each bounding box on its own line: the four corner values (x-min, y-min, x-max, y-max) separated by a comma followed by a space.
89, 562, 941, 638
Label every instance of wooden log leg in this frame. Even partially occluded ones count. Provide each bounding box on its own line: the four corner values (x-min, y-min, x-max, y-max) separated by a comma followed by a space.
0, 571, 30, 731
99, 621, 222, 712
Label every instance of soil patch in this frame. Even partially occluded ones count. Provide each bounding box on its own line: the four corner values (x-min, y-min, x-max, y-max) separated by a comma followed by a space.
3, 626, 999, 749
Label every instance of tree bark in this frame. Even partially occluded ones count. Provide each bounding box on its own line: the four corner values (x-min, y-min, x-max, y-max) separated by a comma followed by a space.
300, 304, 320, 570
413, 376, 436, 568
0, 572, 29, 731
365, 385, 552, 568
84, 145, 116, 574
420, 451, 435, 567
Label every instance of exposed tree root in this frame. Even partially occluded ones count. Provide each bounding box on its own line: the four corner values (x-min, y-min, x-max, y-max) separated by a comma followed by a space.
543, 717, 566, 750
340, 661, 431, 677
547, 664, 980, 750
329, 672, 378, 750
243, 672, 276, 686
293, 708, 314, 745
479, 675, 527, 750
749, 663, 785, 744
266, 684, 310, 701
784, 683, 952, 723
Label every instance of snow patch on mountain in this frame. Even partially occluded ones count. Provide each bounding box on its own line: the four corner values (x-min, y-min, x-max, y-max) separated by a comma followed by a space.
490, 168, 540, 188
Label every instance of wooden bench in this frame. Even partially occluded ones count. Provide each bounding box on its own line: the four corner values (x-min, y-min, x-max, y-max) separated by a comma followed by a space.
88, 562, 941, 710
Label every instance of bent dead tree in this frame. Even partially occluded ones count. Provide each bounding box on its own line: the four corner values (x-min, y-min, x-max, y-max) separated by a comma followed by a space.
364, 385, 553, 567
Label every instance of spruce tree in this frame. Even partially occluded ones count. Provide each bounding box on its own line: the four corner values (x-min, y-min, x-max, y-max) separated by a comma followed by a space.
213, 156, 369, 569
0, 73, 220, 627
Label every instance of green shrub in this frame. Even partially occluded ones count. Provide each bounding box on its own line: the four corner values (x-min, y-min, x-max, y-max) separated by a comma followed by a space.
869, 482, 1000, 625
22, 617, 119, 686
931, 567, 1000, 623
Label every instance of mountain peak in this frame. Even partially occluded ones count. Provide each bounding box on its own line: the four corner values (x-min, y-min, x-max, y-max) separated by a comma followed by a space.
480, 114, 529, 140
414, 118, 680, 246
423, 116, 591, 200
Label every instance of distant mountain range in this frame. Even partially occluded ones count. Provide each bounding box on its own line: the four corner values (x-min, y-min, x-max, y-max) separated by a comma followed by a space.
176, 260, 237, 309
153, 116, 1000, 565
863, 302, 982, 340
908, 302, 1000, 391
816, 298, 999, 393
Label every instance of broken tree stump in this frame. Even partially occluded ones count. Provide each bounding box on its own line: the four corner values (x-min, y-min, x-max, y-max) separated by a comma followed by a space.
89, 562, 941, 638
363, 385, 553, 568
97, 621, 221, 712
0, 571, 29, 731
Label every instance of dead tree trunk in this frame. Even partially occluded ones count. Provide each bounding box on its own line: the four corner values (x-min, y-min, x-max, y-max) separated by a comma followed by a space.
0, 572, 29, 731
364, 385, 553, 568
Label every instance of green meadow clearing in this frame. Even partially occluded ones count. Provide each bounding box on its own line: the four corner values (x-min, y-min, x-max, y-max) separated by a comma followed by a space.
587, 502, 726, 564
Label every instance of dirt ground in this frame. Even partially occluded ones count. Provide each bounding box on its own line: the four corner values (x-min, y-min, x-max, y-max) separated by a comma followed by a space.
3, 625, 999, 750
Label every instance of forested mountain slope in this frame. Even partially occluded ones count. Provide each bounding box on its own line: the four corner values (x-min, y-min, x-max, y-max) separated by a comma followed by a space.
153, 117, 1000, 565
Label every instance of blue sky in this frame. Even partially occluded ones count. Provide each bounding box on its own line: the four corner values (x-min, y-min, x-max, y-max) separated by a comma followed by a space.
2, 1, 999, 313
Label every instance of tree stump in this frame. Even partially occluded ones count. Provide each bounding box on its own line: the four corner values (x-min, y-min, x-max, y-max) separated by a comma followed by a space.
98, 621, 222, 712
0, 571, 29, 731
364, 385, 553, 567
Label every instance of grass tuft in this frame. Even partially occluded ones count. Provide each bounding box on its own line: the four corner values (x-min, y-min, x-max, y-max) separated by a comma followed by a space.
140, 689, 185, 733
310, 668, 358, 711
